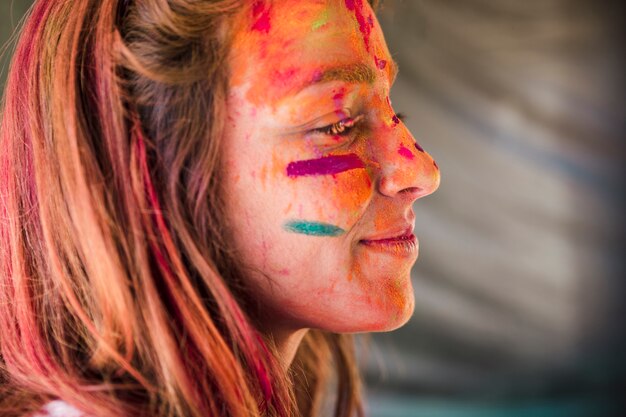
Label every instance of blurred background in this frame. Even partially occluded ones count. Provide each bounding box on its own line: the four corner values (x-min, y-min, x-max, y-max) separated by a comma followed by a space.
366, 1, 625, 416
2, 1, 624, 416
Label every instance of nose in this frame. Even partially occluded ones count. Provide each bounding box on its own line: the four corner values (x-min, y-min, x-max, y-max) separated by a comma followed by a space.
374, 120, 440, 201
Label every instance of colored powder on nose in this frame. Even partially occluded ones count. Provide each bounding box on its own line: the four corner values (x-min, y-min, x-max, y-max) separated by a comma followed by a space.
386, 96, 400, 126
286, 153, 365, 177
284, 220, 346, 236
251, 1, 271, 33
398, 144, 415, 160
414, 141, 425, 153
375, 56, 387, 70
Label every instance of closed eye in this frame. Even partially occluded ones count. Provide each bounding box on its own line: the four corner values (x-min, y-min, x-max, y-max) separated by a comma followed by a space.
310, 114, 365, 136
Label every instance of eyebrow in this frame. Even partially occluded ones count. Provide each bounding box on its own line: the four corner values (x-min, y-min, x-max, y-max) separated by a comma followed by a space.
296, 59, 399, 93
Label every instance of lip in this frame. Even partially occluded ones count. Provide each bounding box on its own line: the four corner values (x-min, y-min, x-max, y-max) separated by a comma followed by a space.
359, 226, 419, 256
360, 226, 414, 243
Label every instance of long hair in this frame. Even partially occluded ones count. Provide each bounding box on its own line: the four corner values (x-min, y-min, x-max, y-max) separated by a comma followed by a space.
0, 1, 373, 416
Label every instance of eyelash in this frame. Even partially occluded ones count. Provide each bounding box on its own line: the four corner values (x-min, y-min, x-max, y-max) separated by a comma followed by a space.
310, 112, 406, 137
313, 114, 365, 136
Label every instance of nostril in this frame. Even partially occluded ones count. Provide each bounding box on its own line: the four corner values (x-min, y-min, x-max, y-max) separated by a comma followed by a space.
400, 186, 422, 196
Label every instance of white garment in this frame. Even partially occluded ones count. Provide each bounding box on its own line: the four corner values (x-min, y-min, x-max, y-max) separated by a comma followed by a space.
32, 400, 85, 417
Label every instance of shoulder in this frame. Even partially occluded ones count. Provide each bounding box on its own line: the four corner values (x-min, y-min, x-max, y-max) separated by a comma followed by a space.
31, 400, 86, 417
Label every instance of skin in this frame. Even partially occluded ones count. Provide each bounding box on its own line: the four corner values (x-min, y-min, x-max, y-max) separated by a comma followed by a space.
222, 0, 440, 369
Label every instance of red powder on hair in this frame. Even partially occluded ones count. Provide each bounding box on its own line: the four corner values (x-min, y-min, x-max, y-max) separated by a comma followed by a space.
251, 1, 271, 33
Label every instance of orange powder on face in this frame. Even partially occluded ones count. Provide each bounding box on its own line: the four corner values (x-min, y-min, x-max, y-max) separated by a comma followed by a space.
308, 170, 369, 225
373, 200, 397, 232
230, 0, 376, 111
331, 168, 372, 220
385, 274, 408, 309
347, 251, 367, 283
259, 163, 269, 188
259, 150, 286, 189
230, 2, 332, 106
348, 241, 413, 314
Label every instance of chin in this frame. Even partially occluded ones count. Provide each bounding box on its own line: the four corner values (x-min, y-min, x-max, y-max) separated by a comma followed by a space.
369, 292, 415, 332
359, 269, 416, 332
330, 286, 416, 334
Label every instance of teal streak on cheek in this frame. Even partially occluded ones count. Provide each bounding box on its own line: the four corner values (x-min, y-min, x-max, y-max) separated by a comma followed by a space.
283, 220, 345, 237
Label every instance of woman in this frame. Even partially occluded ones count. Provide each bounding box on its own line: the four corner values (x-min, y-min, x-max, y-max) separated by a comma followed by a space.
0, 0, 440, 416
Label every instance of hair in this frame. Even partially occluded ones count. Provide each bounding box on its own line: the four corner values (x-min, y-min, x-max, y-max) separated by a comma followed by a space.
0, 0, 380, 416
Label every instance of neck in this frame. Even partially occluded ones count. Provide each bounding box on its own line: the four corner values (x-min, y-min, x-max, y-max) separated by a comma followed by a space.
265, 327, 309, 371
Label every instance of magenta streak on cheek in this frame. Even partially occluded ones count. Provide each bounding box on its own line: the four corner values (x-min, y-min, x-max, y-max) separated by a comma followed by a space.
286, 153, 365, 177
251, 0, 271, 33
345, 0, 373, 51
398, 144, 415, 160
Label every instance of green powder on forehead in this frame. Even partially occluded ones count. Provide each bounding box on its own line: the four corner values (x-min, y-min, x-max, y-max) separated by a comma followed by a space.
311, 8, 329, 31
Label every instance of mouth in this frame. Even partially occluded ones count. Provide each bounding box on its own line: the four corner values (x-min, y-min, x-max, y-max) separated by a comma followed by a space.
359, 228, 419, 256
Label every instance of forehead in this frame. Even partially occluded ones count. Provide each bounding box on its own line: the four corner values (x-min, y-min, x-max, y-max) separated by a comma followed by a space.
228, 0, 394, 106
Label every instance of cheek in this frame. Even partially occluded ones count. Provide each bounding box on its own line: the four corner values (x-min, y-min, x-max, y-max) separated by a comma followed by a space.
329, 168, 372, 222
256, 150, 287, 190
348, 248, 414, 319
373, 199, 398, 232
279, 167, 373, 229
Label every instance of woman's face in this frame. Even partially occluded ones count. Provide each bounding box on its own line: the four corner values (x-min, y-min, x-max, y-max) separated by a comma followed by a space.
222, 0, 440, 334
